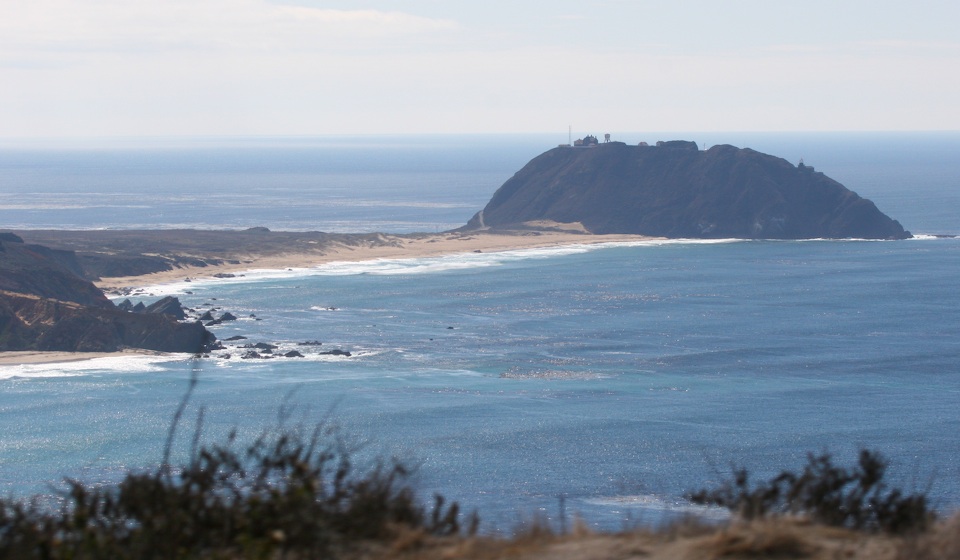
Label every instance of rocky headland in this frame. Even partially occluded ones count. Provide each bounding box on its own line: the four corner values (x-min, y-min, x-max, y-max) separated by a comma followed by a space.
0, 233, 216, 353
4, 228, 639, 359
463, 141, 910, 240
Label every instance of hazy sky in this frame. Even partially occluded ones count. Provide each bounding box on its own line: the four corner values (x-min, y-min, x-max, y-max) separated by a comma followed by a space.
1, 0, 958, 137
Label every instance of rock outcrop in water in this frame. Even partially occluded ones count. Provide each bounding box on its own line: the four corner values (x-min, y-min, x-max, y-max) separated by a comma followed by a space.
0, 236, 216, 353
464, 141, 910, 239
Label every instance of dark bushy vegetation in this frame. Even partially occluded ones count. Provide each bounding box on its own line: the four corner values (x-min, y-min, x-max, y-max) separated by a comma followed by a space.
0, 373, 938, 560
0, 416, 475, 559
689, 450, 932, 534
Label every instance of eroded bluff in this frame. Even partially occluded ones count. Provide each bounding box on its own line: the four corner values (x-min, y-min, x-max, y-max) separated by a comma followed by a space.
0, 236, 215, 353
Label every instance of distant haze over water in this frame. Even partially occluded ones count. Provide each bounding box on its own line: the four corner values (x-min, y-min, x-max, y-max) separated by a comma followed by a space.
1, 132, 957, 235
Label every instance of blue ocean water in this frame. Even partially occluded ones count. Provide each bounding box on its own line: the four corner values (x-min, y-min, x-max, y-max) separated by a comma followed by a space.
0, 135, 549, 233
1, 133, 959, 531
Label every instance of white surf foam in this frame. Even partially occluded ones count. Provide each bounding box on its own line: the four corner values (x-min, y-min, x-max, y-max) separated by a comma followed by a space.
115, 235, 938, 296
0, 353, 188, 380
296, 239, 747, 277
908, 233, 955, 240
122, 238, 751, 294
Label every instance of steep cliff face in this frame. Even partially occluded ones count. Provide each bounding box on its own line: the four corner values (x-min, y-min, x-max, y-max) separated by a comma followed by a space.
0, 238, 215, 353
465, 142, 910, 240
0, 241, 112, 307
0, 291, 214, 352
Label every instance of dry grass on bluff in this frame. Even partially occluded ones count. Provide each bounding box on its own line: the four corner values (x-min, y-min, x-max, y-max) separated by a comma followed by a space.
0, 385, 954, 559
366, 514, 960, 560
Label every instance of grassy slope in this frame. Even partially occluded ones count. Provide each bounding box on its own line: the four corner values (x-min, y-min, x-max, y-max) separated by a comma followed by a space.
369, 515, 960, 560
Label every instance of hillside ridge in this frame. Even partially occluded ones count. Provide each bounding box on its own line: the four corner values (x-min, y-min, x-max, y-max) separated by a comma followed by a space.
0, 236, 215, 353
464, 141, 910, 240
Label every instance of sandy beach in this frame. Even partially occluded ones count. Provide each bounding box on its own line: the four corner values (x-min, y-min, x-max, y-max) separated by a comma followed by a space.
1, 228, 655, 366
0, 349, 171, 366
93, 229, 658, 292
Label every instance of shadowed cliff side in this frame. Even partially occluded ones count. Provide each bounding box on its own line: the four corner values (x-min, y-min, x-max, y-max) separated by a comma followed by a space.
0, 236, 215, 353
0, 234, 112, 307
464, 141, 910, 240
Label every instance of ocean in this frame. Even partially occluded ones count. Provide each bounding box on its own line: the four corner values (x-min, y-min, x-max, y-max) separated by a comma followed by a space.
1, 132, 958, 531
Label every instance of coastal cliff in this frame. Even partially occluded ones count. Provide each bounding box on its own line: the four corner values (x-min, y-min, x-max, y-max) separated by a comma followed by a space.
0, 235, 215, 353
464, 141, 910, 240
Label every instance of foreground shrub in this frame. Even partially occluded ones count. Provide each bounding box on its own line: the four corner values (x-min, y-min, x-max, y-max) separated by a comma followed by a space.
689, 449, 932, 534
0, 420, 475, 559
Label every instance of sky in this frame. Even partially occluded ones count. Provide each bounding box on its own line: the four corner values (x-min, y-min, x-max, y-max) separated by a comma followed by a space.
1, 0, 958, 138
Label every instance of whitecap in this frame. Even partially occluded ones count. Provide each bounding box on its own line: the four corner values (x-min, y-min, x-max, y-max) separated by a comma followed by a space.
499, 369, 608, 380
583, 494, 729, 520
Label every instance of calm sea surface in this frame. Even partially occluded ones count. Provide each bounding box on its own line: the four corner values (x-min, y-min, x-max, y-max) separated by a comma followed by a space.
1, 133, 958, 530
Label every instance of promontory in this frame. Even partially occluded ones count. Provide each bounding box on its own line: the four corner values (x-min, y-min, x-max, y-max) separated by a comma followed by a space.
462, 140, 910, 240
0, 233, 216, 353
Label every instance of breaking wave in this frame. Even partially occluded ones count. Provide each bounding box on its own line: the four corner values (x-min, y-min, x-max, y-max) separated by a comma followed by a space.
0, 354, 186, 380
583, 494, 729, 520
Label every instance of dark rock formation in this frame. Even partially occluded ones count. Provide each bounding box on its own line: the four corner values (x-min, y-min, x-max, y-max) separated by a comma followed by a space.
0, 291, 216, 352
464, 142, 910, 240
117, 296, 188, 320
144, 296, 188, 320
319, 349, 351, 357
0, 240, 112, 307
241, 342, 278, 351
283, 350, 305, 358
0, 236, 215, 353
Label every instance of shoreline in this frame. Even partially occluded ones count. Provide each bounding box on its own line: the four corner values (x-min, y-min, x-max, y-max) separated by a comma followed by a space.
0, 349, 172, 366
2, 229, 657, 366
94, 230, 659, 292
